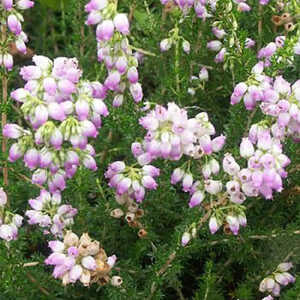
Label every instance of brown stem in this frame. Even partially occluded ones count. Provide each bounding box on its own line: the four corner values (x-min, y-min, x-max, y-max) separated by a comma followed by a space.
1, 24, 8, 187
8, 168, 43, 190
150, 195, 228, 300
26, 272, 50, 296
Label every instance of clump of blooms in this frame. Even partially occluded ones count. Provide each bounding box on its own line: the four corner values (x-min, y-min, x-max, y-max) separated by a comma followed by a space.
25, 190, 77, 237
238, 129, 290, 199
160, 0, 218, 20
206, 28, 227, 64
137, 103, 225, 162
45, 231, 121, 286
0, 0, 34, 70
0, 188, 23, 241
259, 262, 295, 297
171, 153, 247, 235
3, 55, 108, 192
105, 161, 160, 203
231, 65, 300, 142
85, 0, 143, 105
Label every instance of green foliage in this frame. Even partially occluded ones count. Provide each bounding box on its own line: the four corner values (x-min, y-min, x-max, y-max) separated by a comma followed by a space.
0, 0, 299, 299
37, 0, 71, 11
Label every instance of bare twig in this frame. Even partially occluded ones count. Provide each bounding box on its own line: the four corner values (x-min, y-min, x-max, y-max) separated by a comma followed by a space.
23, 262, 39, 267
8, 168, 43, 190
131, 46, 157, 57
26, 272, 50, 296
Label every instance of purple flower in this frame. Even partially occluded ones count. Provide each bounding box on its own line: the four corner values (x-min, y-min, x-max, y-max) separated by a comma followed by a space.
113, 14, 130, 35
58, 79, 76, 95
3, 53, 13, 70
15, 38, 27, 54
211, 135, 226, 152
104, 71, 121, 91
2, 0, 13, 10
245, 38, 255, 48
181, 232, 191, 247
3, 124, 24, 139
32, 169, 47, 185
86, 11, 102, 25
83, 155, 97, 171
0, 224, 17, 241
130, 83, 143, 102
43, 77, 57, 95
81, 256, 97, 270
189, 190, 204, 208
127, 67, 139, 84
96, 20, 114, 41
50, 129, 63, 149
16, 0, 35, 9
24, 148, 39, 169
214, 48, 226, 63
209, 216, 220, 234
207, 40, 222, 51
226, 215, 239, 235
212, 27, 226, 39
117, 178, 131, 194
8, 143, 24, 162
7, 15, 22, 35
48, 102, 66, 121
141, 176, 157, 189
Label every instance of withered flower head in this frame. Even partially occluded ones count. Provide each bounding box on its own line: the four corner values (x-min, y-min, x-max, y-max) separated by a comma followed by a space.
284, 22, 295, 32
64, 231, 79, 248
138, 229, 148, 238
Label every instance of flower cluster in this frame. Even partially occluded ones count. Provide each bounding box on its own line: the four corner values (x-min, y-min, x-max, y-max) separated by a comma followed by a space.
231, 66, 300, 142
4, 55, 108, 192
137, 103, 226, 163
206, 27, 227, 64
85, 0, 143, 105
105, 161, 160, 203
160, 0, 218, 20
25, 190, 77, 237
259, 262, 295, 298
171, 154, 247, 235
45, 231, 121, 286
0, 0, 34, 70
239, 130, 290, 200
0, 188, 23, 241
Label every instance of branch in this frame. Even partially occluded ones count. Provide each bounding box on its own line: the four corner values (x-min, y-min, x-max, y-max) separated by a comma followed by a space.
131, 46, 157, 57
25, 272, 50, 296
8, 168, 43, 190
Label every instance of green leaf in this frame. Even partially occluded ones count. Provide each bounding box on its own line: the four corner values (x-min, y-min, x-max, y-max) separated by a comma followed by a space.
37, 0, 70, 10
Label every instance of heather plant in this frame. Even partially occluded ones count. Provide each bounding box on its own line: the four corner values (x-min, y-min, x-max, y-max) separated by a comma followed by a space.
0, 0, 300, 299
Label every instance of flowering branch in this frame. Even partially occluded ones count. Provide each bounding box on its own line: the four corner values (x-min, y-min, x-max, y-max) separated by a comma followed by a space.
1, 24, 8, 187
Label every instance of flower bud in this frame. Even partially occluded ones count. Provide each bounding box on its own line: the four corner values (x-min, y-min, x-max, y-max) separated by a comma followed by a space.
111, 276, 123, 286
64, 231, 79, 247
110, 208, 124, 219
181, 232, 191, 247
